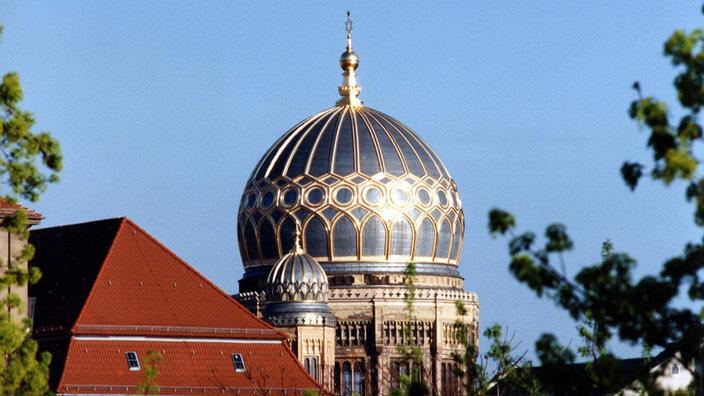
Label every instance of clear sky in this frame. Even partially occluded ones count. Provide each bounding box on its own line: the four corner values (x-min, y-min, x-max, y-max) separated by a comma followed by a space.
1, 1, 702, 363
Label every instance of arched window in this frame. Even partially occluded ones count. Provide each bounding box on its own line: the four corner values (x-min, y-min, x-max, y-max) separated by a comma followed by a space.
390, 216, 412, 256
450, 219, 461, 260
333, 217, 357, 257
362, 215, 386, 256
436, 219, 452, 258
310, 357, 318, 381
342, 362, 352, 396
305, 217, 329, 257
415, 218, 435, 257
245, 221, 260, 261
354, 370, 363, 394
259, 220, 278, 259
354, 362, 364, 394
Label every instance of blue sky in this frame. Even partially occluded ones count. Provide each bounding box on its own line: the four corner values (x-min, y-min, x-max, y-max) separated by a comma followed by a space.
1, 1, 702, 363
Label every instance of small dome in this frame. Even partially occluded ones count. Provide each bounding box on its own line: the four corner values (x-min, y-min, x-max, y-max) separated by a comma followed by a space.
266, 232, 329, 302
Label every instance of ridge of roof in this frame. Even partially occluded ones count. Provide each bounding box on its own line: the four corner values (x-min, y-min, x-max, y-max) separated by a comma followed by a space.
70, 218, 128, 333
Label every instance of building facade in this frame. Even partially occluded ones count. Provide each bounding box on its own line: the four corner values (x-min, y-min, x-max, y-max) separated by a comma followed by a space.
235, 14, 479, 396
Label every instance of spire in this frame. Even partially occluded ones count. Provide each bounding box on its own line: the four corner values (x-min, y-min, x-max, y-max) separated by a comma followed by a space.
293, 223, 303, 254
336, 11, 363, 107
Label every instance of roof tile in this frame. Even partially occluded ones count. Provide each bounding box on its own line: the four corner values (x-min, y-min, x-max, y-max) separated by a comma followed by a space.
58, 339, 323, 395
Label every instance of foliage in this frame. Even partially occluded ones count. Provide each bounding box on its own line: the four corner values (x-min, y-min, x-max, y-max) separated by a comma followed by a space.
136, 351, 163, 395
456, 316, 546, 396
0, 20, 62, 396
486, 10, 704, 394
490, 203, 704, 394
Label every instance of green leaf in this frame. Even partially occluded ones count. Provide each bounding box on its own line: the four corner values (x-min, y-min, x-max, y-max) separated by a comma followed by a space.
620, 161, 644, 190
488, 208, 515, 236
545, 224, 574, 253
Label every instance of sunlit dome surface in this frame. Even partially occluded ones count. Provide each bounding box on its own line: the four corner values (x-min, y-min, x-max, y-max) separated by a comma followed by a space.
237, 105, 464, 279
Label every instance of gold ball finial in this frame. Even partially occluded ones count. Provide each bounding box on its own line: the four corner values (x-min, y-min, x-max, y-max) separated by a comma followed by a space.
340, 10, 359, 71
340, 51, 359, 71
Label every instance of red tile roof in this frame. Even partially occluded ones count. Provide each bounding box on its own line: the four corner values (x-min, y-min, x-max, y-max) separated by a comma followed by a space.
74, 218, 279, 339
0, 198, 43, 219
58, 338, 322, 395
32, 218, 281, 339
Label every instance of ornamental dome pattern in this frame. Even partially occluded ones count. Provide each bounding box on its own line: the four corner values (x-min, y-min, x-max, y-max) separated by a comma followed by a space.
266, 243, 329, 302
237, 105, 465, 276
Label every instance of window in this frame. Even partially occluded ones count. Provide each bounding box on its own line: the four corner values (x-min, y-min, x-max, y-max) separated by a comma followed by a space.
334, 363, 341, 394
125, 352, 140, 371
304, 357, 318, 381
672, 364, 680, 375
342, 362, 352, 396
354, 368, 363, 394
231, 353, 246, 372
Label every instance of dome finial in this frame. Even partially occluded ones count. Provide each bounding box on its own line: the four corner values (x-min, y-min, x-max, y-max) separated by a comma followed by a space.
293, 222, 303, 254
336, 11, 363, 107
345, 10, 353, 51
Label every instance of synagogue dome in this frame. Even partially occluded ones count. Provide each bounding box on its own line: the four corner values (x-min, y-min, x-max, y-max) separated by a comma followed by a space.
266, 229, 329, 303
263, 229, 335, 327
237, 18, 464, 286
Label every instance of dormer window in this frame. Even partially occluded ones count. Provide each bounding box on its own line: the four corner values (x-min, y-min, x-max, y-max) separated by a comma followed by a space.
231, 353, 246, 372
125, 352, 140, 371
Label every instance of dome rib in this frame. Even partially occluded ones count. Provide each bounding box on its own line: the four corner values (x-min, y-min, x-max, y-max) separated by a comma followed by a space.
254, 108, 339, 181
370, 110, 426, 178
394, 119, 450, 180
332, 108, 356, 176
284, 114, 328, 178
307, 109, 342, 177
360, 110, 407, 176
354, 109, 382, 176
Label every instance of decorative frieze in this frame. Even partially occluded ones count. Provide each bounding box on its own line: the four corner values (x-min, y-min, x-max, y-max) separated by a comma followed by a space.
329, 287, 478, 302
266, 314, 337, 327
266, 280, 329, 303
